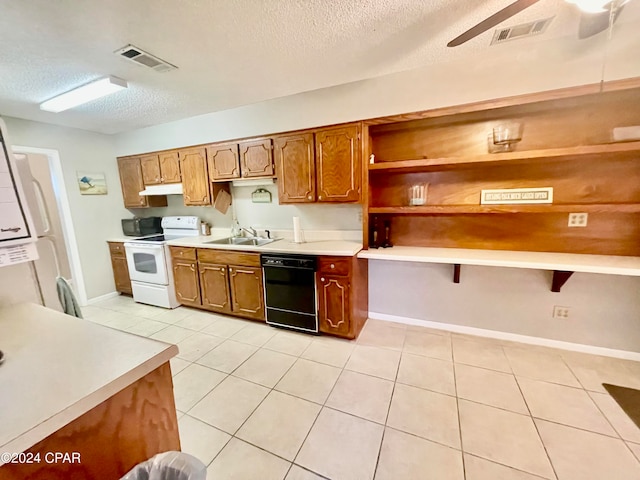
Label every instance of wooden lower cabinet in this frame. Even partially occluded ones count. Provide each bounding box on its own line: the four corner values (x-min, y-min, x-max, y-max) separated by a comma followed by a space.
318, 275, 351, 337
199, 263, 232, 314
172, 259, 201, 307
317, 255, 368, 339
168, 249, 367, 336
229, 265, 265, 320
108, 242, 132, 295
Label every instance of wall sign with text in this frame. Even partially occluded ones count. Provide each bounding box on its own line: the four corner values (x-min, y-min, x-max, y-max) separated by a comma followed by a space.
480, 187, 553, 205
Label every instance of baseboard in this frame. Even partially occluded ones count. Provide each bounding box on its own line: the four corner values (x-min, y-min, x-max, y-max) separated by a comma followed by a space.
86, 291, 119, 305
369, 311, 640, 362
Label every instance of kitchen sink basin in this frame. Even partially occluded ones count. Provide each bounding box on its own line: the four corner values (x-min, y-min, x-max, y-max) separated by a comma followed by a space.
205, 237, 279, 247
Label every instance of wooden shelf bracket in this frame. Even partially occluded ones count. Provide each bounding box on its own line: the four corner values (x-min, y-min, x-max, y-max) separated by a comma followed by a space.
551, 270, 574, 293
453, 264, 461, 284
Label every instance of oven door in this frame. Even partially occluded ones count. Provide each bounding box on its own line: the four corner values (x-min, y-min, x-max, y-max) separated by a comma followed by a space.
124, 243, 168, 285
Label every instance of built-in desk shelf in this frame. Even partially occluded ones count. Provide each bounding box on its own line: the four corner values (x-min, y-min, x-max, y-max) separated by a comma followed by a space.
368, 204, 640, 215
357, 246, 640, 292
368, 141, 640, 174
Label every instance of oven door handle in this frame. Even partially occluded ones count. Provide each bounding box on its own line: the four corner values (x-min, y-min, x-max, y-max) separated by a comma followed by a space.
124, 243, 165, 250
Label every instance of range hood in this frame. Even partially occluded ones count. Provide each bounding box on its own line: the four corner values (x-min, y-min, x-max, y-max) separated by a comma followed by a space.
139, 183, 183, 196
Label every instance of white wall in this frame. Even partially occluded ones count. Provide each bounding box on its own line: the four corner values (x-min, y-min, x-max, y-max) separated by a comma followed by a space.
144, 183, 362, 232
369, 261, 640, 352
2, 116, 129, 301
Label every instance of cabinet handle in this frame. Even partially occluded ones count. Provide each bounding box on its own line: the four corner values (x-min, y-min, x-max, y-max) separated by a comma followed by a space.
320, 277, 325, 282
222, 267, 226, 272
307, 195, 313, 200
160, 177, 164, 181
318, 195, 323, 200
330, 264, 335, 269
228, 267, 233, 272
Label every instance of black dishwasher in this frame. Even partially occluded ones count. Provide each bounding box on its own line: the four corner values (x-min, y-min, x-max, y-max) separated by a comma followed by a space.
261, 254, 318, 333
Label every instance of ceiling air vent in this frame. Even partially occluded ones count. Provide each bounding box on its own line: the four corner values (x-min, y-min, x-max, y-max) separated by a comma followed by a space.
490, 17, 554, 45
114, 44, 177, 73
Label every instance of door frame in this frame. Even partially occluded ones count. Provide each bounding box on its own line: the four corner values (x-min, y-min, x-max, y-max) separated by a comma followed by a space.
12, 145, 88, 305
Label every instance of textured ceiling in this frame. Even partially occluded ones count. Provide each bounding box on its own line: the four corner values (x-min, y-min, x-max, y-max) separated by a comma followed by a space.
0, 0, 638, 134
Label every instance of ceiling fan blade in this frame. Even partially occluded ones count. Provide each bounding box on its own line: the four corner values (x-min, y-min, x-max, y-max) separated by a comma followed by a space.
447, 0, 541, 47
578, 4, 624, 39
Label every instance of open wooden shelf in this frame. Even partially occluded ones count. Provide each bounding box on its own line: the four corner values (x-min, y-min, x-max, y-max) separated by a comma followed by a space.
368, 204, 640, 215
368, 141, 640, 174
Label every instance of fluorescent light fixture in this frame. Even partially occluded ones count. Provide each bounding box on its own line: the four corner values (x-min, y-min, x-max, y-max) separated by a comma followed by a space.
40, 76, 127, 113
565, 0, 629, 13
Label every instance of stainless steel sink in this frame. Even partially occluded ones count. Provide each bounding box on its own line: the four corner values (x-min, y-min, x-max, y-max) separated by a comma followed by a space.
205, 237, 279, 247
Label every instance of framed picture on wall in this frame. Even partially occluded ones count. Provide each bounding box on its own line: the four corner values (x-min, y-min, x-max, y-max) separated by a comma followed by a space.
77, 172, 107, 195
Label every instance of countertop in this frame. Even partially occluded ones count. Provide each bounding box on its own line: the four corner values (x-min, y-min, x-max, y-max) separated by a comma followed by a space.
358, 246, 640, 276
0, 303, 177, 462
167, 235, 363, 257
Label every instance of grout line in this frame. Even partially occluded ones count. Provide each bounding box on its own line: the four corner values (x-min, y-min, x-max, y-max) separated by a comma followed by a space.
372, 334, 405, 479
512, 376, 560, 480
451, 361, 467, 479
463, 452, 552, 480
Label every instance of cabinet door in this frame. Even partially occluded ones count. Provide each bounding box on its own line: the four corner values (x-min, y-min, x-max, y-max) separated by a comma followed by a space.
111, 255, 132, 295
315, 124, 361, 202
179, 148, 211, 206
117, 157, 148, 208
199, 263, 232, 314
206, 143, 240, 181
228, 265, 265, 321
140, 154, 161, 185
239, 139, 274, 178
173, 260, 201, 307
318, 274, 351, 337
274, 133, 316, 203
159, 151, 181, 183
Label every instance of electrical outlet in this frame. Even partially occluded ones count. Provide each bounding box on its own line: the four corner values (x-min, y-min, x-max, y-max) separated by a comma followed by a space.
568, 212, 588, 227
553, 305, 570, 319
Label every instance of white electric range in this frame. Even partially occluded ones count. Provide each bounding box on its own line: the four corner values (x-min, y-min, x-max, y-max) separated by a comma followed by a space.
124, 216, 200, 308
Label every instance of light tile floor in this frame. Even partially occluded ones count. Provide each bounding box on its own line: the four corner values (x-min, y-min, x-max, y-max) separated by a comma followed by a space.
87, 295, 640, 480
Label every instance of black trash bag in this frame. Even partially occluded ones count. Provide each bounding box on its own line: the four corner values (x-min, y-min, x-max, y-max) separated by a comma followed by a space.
120, 451, 206, 480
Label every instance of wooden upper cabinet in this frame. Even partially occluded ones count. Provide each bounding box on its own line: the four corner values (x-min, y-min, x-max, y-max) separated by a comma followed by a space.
117, 157, 148, 208
315, 124, 361, 203
179, 147, 211, 206
239, 139, 274, 178
199, 263, 232, 314
228, 265, 265, 321
207, 142, 240, 181
140, 154, 161, 185
274, 133, 316, 203
159, 151, 181, 183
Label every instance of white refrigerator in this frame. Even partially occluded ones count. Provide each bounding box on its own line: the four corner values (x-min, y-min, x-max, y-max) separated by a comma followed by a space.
0, 119, 71, 311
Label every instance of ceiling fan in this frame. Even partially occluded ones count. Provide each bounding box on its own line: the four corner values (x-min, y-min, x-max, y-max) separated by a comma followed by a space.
447, 0, 630, 47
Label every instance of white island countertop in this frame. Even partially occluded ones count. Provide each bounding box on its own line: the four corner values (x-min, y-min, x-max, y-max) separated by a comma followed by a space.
358, 246, 640, 276
167, 236, 363, 257
0, 303, 178, 463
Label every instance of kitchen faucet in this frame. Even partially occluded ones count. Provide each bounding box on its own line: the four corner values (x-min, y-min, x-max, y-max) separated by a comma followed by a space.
240, 226, 257, 238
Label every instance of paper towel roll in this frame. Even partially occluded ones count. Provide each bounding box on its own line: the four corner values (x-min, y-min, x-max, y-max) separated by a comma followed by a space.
293, 216, 304, 243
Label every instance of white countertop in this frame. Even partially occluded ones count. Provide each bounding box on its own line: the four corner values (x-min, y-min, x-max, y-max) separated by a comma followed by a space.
0, 303, 177, 461
167, 235, 363, 257
358, 246, 640, 276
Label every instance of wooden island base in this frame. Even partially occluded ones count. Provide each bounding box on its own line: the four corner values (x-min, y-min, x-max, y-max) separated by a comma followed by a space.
0, 363, 180, 480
